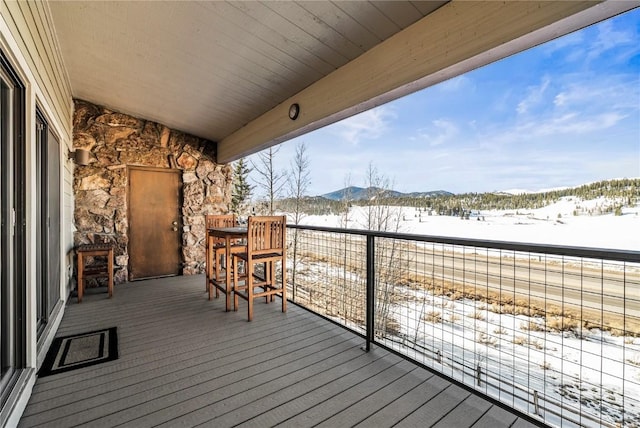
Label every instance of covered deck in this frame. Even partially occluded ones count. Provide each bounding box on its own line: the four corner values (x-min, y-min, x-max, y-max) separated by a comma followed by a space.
19, 275, 534, 427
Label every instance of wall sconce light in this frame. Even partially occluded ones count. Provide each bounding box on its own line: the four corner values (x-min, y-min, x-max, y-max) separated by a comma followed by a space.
68, 148, 90, 166
288, 103, 300, 120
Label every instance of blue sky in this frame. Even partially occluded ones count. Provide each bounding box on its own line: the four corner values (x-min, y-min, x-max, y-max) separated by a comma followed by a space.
249, 8, 640, 197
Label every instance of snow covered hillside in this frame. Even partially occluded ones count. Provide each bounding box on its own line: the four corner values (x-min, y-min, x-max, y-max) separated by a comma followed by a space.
296, 196, 640, 251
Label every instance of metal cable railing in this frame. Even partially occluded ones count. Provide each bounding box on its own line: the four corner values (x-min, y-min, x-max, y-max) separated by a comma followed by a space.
285, 224, 640, 428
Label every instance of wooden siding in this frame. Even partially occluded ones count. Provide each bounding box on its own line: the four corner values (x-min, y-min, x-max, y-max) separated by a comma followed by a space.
20, 275, 537, 427
0, 1, 73, 135
0, 0, 75, 296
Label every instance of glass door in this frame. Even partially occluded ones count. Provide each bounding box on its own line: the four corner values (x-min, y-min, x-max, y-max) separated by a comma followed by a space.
0, 51, 25, 409
35, 109, 61, 338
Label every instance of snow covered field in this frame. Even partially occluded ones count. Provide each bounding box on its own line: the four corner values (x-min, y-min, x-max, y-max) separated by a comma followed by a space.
298, 196, 640, 251
288, 196, 640, 427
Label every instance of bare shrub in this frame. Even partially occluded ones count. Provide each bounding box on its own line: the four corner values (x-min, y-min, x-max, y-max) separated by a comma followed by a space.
469, 311, 486, 320
545, 305, 563, 317
627, 353, 640, 367
607, 319, 627, 337
514, 306, 534, 317
448, 313, 461, 323
512, 336, 528, 345
449, 291, 463, 301
494, 327, 508, 335
384, 318, 402, 336
490, 304, 502, 313
424, 311, 443, 323
546, 316, 580, 332
530, 339, 544, 350
476, 331, 498, 347
609, 328, 626, 337
521, 321, 546, 332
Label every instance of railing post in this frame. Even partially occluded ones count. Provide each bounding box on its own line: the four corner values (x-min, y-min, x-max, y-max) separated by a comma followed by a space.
365, 235, 375, 352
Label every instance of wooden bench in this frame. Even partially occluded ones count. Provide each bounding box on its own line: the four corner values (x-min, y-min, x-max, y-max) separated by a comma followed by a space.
76, 243, 114, 303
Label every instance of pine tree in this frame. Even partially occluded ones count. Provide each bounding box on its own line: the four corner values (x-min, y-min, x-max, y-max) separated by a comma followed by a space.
230, 158, 253, 215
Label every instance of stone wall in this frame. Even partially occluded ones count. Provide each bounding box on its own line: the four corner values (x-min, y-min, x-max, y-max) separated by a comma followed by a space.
72, 99, 232, 283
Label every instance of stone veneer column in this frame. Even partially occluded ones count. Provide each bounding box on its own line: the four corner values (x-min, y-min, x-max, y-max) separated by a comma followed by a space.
72, 99, 232, 283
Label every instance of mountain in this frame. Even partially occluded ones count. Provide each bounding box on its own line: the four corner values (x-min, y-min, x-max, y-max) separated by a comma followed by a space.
404, 190, 455, 198
320, 186, 453, 201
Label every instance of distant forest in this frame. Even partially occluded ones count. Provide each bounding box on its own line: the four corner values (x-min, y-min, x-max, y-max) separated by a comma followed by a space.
274, 178, 640, 217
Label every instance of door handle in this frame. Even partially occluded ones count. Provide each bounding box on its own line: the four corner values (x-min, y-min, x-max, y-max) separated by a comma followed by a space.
172, 227, 178, 232
172, 221, 178, 225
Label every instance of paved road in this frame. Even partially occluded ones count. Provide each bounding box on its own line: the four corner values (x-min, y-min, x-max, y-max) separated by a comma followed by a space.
293, 232, 640, 332
411, 245, 639, 329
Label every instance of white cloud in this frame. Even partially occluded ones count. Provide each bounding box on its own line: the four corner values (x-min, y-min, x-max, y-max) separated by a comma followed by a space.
415, 119, 459, 147
516, 76, 550, 115
587, 20, 636, 62
543, 15, 639, 65
438, 75, 473, 92
553, 76, 639, 111
543, 31, 584, 55
518, 112, 627, 137
331, 105, 396, 145
510, 73, 638, 139
553, 92, 568, 108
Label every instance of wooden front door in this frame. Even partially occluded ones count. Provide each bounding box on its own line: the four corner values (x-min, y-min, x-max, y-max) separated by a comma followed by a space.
128, 167, 182, 280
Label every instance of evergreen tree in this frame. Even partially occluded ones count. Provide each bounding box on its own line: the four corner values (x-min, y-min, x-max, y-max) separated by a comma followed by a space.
230, 158, 253, 215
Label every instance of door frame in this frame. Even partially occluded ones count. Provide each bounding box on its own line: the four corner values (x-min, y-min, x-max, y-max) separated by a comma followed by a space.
127, 165, 183, 281
34, 108, 61, 338
0, 48, 26, 414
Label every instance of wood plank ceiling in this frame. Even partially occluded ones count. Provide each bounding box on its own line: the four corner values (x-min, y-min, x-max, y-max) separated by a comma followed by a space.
48, 1, 635, 163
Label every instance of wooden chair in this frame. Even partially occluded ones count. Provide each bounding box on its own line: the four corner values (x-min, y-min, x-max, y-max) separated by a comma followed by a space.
233, 215, 287, 321
205, 214, 245, 299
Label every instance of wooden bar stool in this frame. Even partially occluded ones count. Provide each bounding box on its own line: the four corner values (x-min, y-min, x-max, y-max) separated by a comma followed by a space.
76, 243, 114, 303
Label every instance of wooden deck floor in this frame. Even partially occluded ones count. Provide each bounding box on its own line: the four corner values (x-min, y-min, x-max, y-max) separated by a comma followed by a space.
20, 275, 537, 428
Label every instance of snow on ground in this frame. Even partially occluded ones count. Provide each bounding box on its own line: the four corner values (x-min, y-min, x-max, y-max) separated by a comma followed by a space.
298, 196, 640, 251
288, 196, 640, 426
391, 291, 640, 427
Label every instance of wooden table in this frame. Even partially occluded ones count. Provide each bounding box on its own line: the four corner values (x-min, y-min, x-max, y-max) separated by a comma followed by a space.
206, 227, 247, 311
76, 243, 114, 303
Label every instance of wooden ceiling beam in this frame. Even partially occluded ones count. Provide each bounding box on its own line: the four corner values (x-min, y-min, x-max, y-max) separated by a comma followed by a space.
217, 0, 634, 163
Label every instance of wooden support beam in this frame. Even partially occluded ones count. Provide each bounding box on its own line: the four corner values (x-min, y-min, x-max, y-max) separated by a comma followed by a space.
217, 1, 634, 163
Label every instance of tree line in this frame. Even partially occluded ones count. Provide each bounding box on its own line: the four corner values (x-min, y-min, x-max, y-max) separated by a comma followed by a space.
231, 146, 639, 219
274, 178, 639, 218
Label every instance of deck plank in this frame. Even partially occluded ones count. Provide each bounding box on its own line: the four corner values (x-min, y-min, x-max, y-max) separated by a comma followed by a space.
312, 366, 434, 427
269, 359, 417, 428
353, 375, 452, 427
150, 346, 392, 427
392, 383, 471, 427
432, 393, 493, 427
19, 275, 532, 428
471, 405, 519, 428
